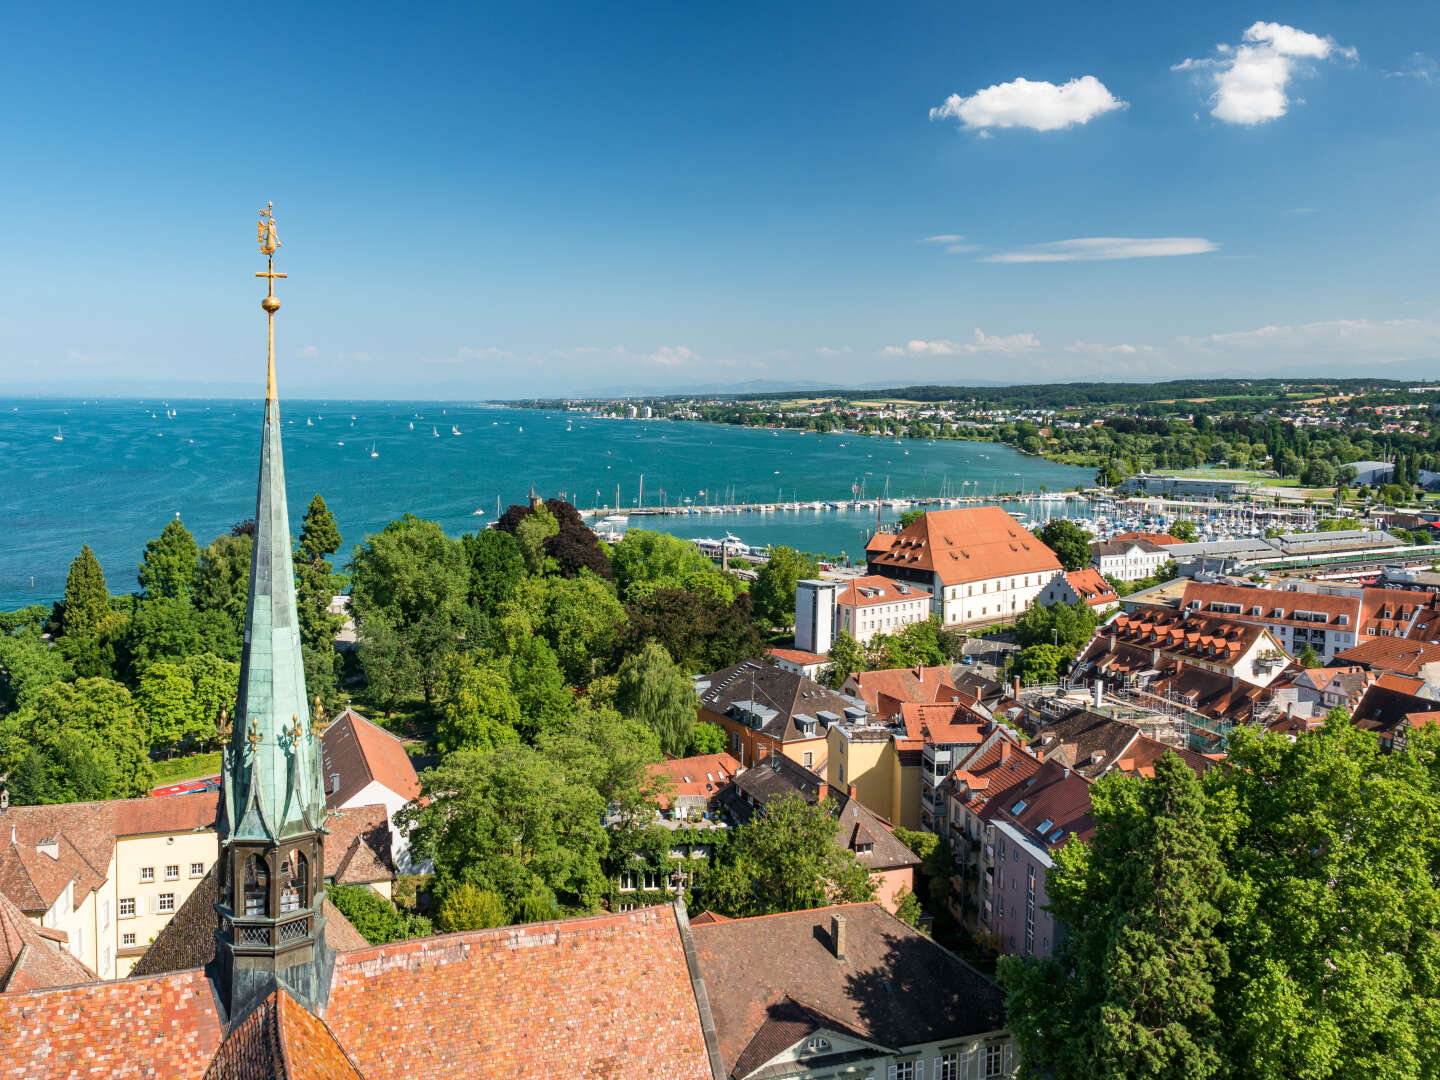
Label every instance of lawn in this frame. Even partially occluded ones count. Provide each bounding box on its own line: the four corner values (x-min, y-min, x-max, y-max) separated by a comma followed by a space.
151, 751, 222, 786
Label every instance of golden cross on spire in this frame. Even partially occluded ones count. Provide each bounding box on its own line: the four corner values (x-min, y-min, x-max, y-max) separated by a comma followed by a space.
254, 201, 287, 402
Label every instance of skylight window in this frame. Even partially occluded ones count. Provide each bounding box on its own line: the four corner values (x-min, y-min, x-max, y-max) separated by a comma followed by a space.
1036, 818, 1054, 834
1011, 799, 1027, 814
1049, 828, 1066, 844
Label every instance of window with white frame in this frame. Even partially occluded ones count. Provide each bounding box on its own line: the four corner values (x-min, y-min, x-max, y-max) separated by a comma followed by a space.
803, 751, 814, 768
985, 1044, 1004, 1077
618, 870, 637, 892
617, 902, 636, 912
158, 893, 175, 913
191, 862, 205, 878
119, 897, 135, 918
803, 1036, 830, 1054
139, 867, 154, 883
165, 864, 180, 881
936, 1052, 959, 1080
122, 932, 136, 947
894, 1060, 916, 1080
642, 870, 661, 891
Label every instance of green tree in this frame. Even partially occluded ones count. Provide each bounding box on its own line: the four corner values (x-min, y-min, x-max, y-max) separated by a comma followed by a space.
614, 641, 696, 757
539, 701, 664, 825
751, 547, 820, 630
508, 635, 572, 742
434, 882, 508, 932
621, 588, 763, 673
702, 793, 876, 917
0, 677, 154, 802
0, 629, 75, 713
295, 494, 344, 651
534, 573, 625, 685
1016, 601, 1098, 653
60, 545, 111, 639
825, 629, 866, 689
137, 653, 237, 755
350, 515, 472, 705
435, 653, 522, 754
610, 529, 742, 603
194, 531, 251, 648
125, 596, 203, 674
515, 503, 560, 575
1000, 755, 1229, 1080
327, 883, 431, 943
1169, 519, 1199, 543
1296, 645, 1319, 668
688, 721, 728, 756
897, 507, 926, 528
138, 518, 199, 601
1013, 643, 1068, 684
462, 528, 524, 614
399, 743, 611, 920
1038, 519, 1095, 572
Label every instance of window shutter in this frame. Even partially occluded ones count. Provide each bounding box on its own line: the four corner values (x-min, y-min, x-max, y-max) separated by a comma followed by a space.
888, 1067, 898, 1080
148, 895, 159, 915
1002, 1042, 1014, 1075
916, 1060, 924, 1079
933, 1059, 942, 1080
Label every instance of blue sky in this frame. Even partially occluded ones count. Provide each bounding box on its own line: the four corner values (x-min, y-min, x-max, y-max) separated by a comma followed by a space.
3, 2, 1438, 397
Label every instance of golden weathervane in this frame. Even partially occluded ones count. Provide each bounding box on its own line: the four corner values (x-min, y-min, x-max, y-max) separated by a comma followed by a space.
255, 202, 287, 401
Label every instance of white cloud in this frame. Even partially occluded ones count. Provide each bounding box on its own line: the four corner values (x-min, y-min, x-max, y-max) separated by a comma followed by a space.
1175, 318, 1439, 353
817, 346, 853, 357
983, 237, 1218, 263
295, 344, 318, 360
929, 75, 1126, 133
882, 328, 1040, 357
646, 345, 702, 367
921, 234, 980, 254
1174, 21, 1354, 125
1386, 52, 1438, 82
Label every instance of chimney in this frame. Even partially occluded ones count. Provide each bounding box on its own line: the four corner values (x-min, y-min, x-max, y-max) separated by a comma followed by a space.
847, 783, 857, 800
999, 742, 1012, 763
1093, 680, 1104, 709
1013, 676, 1021, 699
816, 783, 828, 803
830, 913, 847, 962
1151, 647, 1162, 669
1109, 633, 1117, 651
914, 664, 924, 680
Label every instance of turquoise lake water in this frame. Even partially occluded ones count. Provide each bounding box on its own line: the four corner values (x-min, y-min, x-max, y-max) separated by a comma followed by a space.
0, 399, 1093, 609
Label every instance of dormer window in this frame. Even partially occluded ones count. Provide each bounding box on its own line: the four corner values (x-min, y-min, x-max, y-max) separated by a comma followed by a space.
804, 1036, 831, 1054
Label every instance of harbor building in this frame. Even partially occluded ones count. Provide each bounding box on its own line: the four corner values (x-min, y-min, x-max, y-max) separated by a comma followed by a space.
865, 507, 1061, 629
1117, 473, 1259, 499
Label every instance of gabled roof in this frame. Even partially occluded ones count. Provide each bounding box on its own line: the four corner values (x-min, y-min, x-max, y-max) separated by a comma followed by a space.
835, 575, 932, 608
1091, 538, 1168, 558
981, 760, 1095, 851
1334, 637, 1440, 677
1031, 711, 1143, 780
899, 700, 987, 746
698, 660, 854, 744
204, 987, 362, 1080
1112, 737, 1215, 779
1103, 607, 1279, 675
648, 752, 743, 810
1111, 531, 1183, 546
1351, 682, 1440, 740
1065, 568, 1118, 605
949, 738, 1042, 815
846, 666, 958, 713
0, 889, 94, 993
866, 507, 1061, 587
691, 903, 1005, 1079
323, 804, 396, 886
0, 791, 217, 913
727, 755, 918, 873
322, 708, 423, 808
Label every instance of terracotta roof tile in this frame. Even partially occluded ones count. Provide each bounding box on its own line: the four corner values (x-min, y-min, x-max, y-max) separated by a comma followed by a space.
847, 666, 957, 713
834, 575, 932, 609
322, 708, 422, 808
323, 804, 395, 884
1335, 637, 1440, 677
0, 969, 223, 1080
323, 904, 711, 1080
866, 507, 1061, 587
204, 988, 363, 1080
648, 752, 743, 810
0, 889, 95, 993
1064, 568, 1118, 605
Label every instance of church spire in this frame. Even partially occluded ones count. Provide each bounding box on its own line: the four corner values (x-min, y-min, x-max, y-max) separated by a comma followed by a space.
212, 204, 335, 1025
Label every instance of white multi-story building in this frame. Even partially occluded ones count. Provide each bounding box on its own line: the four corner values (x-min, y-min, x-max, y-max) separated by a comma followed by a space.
834, 575, 932, 643
1090, 537, 1173, 582
866, 506, 1062, 628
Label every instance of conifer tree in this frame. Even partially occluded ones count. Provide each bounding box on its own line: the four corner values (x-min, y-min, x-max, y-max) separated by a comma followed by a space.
138, 519, 199, 601
295, 494, 343, 651
61, 545, 110, 639
1000, 754, 1228, 1080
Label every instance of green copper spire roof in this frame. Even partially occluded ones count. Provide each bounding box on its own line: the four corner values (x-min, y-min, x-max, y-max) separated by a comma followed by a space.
221, 213, 326, 846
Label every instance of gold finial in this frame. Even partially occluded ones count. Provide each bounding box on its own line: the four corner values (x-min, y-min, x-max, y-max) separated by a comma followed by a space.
287, 715, 305, 745
254, 202, 287, 402
246, 718, 263, 754
217, 705, 233, 740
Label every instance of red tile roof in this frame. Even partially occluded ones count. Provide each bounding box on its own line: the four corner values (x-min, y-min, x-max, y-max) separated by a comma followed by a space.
322, 708, 423, 807
900, 701, 988, 746
866, 506, 1061, 587
322, 904, 712, 1080
834, 574, 932, 608
326, 804, 396, 887
204, 988, 362, 1080
950, 739, 1043, 814
1335, 637, 1440, 677
0, 889, 95, 993
0, 969, 223, 1080
648, 752, 743, 810
1111, 531, 1183, 546
766, 646, 829, 666
0, 791, 217, 913
846, 665, 958, 713
981, 760, 1095, 849
1064, 568, 1118, 606
1107, 607, 1276, 671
